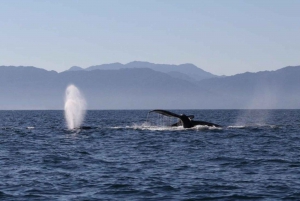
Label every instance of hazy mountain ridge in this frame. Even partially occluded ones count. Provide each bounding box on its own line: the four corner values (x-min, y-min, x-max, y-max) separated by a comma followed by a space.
0, 66, 212, 109
199, 66, 300, 93
68, 66, 84, 71
198, 66, 300, 108
67, 61, 217, 81
1, 65, 300, 109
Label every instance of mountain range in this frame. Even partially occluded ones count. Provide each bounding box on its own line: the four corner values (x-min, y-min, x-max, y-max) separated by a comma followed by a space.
67, 61, 217, 81
0, 62, 300, 109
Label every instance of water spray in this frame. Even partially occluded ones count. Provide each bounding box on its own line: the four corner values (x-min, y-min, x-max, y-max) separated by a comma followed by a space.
64, 84, 87, 129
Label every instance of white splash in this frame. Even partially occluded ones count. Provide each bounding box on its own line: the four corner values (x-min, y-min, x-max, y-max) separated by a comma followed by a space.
64, 84, 87, 130
227, 125, 246, 129
109, 123, 223, 131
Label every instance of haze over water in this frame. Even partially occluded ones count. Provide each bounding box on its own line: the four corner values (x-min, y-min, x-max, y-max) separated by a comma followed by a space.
1, 110, 300, 200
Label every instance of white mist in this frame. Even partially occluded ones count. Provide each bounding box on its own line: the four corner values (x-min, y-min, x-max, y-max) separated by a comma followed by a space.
64, 84, 87, 129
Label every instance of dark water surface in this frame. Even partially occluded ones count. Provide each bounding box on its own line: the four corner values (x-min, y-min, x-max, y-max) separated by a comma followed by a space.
1, 110, 300, 200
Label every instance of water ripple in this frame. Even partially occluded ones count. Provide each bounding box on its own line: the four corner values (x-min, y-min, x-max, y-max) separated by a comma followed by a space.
1, 110, 300, 200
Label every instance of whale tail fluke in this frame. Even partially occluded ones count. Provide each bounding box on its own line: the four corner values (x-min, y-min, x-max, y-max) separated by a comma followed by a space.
149, 109, 221, 128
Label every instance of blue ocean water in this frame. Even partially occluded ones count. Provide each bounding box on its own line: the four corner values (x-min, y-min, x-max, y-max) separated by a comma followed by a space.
1, 110, 300, 200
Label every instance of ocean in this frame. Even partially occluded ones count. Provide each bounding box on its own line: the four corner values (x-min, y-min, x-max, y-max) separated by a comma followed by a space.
1, 110, 300, 200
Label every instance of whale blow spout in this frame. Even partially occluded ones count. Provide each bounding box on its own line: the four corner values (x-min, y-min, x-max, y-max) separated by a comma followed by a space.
64, 84, 87, 130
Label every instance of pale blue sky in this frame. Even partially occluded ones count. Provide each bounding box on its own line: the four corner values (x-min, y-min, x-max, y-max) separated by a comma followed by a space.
1, 0, 300, 75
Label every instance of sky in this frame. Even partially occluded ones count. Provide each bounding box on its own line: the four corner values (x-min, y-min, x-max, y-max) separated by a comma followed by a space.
1, 0, 300, 76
